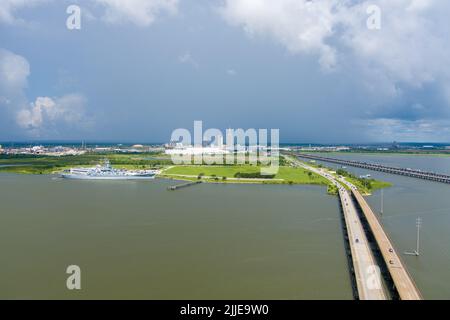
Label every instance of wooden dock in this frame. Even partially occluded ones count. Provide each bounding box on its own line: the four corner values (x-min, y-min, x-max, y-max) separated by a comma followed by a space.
167, 181, 202, 191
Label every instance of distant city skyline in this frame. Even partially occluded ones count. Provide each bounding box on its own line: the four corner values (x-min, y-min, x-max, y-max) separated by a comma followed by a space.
1, 0, 450, 143
2, 140, 450, 147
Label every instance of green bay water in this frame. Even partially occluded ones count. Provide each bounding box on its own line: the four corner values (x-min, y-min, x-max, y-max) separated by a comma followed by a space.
0, 174, 352, 299
313, 153, 450, 299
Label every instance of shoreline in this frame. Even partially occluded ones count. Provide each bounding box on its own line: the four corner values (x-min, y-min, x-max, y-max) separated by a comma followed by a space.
0, 153, 393, 195
158, 173, 326, 186
300, 151, 450, 157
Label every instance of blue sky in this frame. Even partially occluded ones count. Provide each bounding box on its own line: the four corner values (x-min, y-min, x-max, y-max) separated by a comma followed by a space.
1, 0, 450, 143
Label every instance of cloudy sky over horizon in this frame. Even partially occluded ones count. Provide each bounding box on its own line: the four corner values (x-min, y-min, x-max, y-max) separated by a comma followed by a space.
1, 0, 450, 143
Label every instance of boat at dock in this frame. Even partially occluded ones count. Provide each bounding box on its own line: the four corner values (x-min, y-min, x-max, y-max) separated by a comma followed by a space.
61, 160, 158, 180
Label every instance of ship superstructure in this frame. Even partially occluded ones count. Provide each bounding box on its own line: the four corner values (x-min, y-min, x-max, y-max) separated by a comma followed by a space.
61, 160, 158, 180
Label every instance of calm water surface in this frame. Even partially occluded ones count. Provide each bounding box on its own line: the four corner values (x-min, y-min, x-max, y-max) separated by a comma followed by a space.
0, 174, 352, 299
3, 153, 450, 299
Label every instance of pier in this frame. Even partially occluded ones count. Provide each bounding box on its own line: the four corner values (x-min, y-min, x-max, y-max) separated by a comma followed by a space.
167, 181, 202, 191
296, 153, 450, 184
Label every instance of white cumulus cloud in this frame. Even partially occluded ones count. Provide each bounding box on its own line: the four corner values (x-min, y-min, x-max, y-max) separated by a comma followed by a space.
0, 48, 90, 137
220, 0, 340, 69
219, 0, 450, 140
16, 94, 88, 136
219, 0, 450, 86
341, 0, 450, 89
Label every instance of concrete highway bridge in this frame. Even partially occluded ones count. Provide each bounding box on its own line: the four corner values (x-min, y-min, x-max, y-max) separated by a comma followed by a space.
351, 189, 422, 300
296, 153, 450, 184
338, 186, 388, 299
291, 157, 422, 300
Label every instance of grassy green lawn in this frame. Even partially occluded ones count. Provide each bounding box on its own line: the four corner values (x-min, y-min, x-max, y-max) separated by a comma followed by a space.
161, 165, 329, 185
163, 165, 258, 177
275, 166, 329, 184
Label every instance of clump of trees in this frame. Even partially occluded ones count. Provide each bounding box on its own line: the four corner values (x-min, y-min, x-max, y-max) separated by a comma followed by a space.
234, 172, 276, 179
336, 169, 374, 190
327, 184, 338, 195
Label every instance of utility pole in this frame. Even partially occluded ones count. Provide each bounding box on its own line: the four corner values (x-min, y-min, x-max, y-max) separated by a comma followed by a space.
380, 189, 384, 215
404, 217, 421, 256
415, 217, 422, 256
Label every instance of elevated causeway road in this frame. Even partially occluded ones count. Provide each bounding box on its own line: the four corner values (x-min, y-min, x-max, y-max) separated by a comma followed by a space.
288, 156, 422, 300
296, 153, 450, 184
339, 187, 388, 300
351, 190, 423, 300
293, 160, 387, 299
